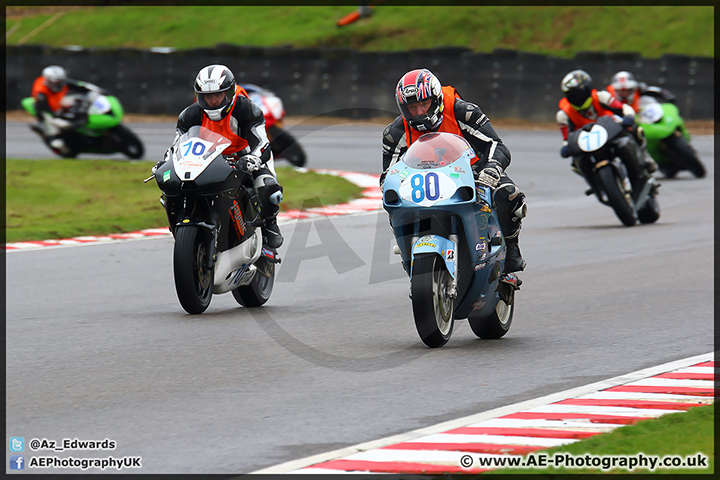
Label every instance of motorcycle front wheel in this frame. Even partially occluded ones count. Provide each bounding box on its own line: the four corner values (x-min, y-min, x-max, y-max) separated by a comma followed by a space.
468, 290, 514, 339
596, 165, 638, 227
232, 256, 275, 307
174, 225, 213, 314
411, 254, 454, 348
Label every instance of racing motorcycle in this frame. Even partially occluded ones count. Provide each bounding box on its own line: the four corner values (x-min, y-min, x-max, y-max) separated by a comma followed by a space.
147, 125, 278, 314
21, 91, 144, 159
636, 96, 705, 179
241, 84, 307, 167
565, 115, 660, 226
382, 132, 520, 348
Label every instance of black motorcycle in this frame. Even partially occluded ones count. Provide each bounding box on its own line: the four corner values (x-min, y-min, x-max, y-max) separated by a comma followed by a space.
566, 116, 660, 226
148, 125, 278, 314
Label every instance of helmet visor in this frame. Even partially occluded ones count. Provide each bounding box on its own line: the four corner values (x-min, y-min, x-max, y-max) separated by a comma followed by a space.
196, 90, 233, 111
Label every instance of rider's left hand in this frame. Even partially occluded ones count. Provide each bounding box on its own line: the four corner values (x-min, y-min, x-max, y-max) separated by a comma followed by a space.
475, 163, 502, 188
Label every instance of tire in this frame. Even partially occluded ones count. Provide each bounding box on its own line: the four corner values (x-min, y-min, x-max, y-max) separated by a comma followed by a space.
173, 226, 213, 314
638, 196, 661, 224
410, 254, 454, 348
112, 124, 145, 159
468, 290, 514, 339
268, 125, 306, 167
232, 257, 275, 307
666, 136, 705, 178
596, 165, 637, 226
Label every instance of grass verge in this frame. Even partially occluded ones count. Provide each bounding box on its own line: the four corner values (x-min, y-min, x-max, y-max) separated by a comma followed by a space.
5, 6, 713, 59
472, 404, 714, 475
5, 159, 364, 243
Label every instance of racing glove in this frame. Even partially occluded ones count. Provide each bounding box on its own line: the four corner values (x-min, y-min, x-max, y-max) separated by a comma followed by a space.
152, 148, 173, 174
621, 115, 635, 128
475, 162, 502, 188
239, 154, 263, 172
560, 145, 570, 158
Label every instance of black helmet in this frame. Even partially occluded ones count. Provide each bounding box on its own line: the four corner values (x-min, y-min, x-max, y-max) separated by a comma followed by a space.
194, 64, 237, 121
561, 70, 594, 110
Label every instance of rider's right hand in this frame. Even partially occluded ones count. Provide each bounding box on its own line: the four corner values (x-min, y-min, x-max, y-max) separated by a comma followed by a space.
560, 145, 570, 158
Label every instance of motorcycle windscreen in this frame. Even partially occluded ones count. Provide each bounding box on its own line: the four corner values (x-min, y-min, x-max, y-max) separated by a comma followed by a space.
403, 132, 477, 169
173, 125, 232, 181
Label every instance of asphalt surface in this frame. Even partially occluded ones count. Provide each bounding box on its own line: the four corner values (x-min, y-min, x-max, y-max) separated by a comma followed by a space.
5, 121, 715, 474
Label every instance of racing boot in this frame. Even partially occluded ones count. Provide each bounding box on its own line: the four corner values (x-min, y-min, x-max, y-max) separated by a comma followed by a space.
262, 217, 283, 249
504, 237, 526, 273
48, 136, 72, 157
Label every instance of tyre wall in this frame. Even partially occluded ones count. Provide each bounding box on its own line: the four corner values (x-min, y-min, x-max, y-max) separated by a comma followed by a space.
6, 44, 714, 121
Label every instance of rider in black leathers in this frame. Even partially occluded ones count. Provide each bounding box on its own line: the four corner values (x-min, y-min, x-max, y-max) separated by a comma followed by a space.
381, 68, 527, 274
153, 64, 284, 248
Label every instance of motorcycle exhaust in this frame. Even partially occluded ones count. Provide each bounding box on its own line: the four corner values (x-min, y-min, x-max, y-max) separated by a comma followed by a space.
213, 229, 263, 293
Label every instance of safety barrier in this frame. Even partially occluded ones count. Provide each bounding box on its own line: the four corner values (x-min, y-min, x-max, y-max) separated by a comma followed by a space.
6, 44, 713, 121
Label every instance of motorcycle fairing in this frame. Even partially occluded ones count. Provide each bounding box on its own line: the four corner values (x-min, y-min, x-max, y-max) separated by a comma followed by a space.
411, 234, 457, 279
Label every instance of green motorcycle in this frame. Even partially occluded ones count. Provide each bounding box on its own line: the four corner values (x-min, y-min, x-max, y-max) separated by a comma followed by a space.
636, 97, 705, 178
22, 91, 144, 159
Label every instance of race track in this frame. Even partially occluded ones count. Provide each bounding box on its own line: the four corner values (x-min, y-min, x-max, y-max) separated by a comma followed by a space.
5, 120, 714, 474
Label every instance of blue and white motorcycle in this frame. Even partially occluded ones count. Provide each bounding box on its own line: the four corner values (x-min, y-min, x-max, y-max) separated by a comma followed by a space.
382, 132, 520, 347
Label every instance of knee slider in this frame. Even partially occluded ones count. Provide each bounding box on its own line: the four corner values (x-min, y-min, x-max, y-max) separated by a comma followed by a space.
255, 174, 284, 205
506, 189, 527, 223
513, 201, 527, 222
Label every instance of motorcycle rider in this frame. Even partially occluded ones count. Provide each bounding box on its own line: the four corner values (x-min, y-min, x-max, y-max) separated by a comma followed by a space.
30, 65, 104, 156
153, 64, 284, 248
381, 68, 527, 274
557, 69, 658, 192
607, 71, 676, 113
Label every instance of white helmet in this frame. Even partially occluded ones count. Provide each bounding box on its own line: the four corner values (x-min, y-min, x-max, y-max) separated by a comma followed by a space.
610, 71, 639, 103
194, 64, 237, 121
42, 65, 67, 93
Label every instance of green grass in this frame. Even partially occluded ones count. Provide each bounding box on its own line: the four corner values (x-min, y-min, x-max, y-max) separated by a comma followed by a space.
4, 159, 364, 243
5, 6, 714, 58
476, 404, 714, 475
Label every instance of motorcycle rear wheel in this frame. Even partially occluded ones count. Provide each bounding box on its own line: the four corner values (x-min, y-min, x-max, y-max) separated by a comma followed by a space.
232, 256, 275, 307
468, 290, 514, 339
111, 124, 145, 159
268, 125, 307, 167
596, 165, 638, 227
174, 226, 213, 314
411, 254, 454, 348
666, 135, 705, 178
638, 197, 660, 224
